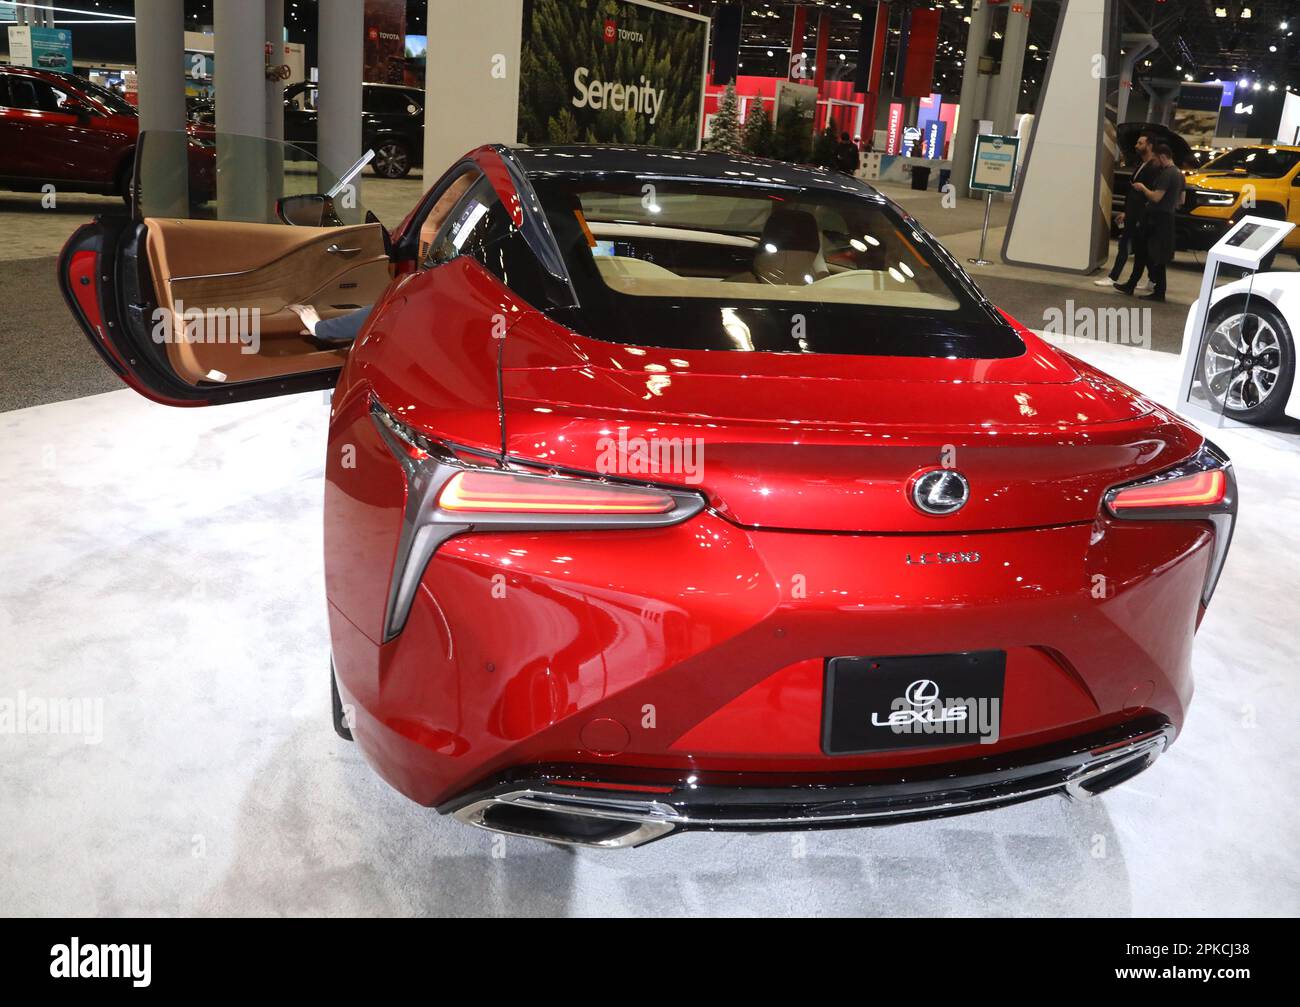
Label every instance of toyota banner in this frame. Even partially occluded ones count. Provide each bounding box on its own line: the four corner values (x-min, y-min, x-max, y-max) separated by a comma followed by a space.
518, 0, 710, 149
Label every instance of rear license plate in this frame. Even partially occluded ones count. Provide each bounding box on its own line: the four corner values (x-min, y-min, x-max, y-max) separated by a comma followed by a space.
822, 650, 1006, 754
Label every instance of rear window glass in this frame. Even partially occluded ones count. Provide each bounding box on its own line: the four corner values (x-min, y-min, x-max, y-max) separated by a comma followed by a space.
532, 176, 1021, 359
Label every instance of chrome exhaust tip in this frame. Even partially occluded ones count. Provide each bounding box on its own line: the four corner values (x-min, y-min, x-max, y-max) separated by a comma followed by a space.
1062, 730, 1170, 802
451, 789, 680, 849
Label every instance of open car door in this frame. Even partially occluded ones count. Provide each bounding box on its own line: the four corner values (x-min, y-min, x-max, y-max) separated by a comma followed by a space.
57, 130, 392, 406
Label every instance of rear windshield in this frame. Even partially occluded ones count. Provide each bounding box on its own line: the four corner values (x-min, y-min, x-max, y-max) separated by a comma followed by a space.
531, 175, 1021, 358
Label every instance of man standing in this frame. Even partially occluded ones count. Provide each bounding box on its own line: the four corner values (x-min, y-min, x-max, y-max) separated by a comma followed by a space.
834, 131, 861, 175
1095, 133, 1155, 290
1117, 142, 1185, 302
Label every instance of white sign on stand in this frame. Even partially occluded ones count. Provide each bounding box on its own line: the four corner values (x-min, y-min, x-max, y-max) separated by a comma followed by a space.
1177, 215, 1297, 428
967, 134, 1019, 266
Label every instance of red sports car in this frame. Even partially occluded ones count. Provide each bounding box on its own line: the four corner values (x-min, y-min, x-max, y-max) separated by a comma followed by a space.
59, 142, 1236, 848
0, 66, 214, 203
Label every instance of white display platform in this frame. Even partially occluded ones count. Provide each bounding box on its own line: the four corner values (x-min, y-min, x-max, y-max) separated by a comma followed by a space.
1, 339, 1297, 916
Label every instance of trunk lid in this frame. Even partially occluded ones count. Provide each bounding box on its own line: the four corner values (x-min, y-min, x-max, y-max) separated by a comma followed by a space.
499, 315, 1200, 533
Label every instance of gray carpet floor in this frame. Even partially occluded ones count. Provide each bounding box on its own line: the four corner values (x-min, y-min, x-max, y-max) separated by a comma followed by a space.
1, 256, 122, 413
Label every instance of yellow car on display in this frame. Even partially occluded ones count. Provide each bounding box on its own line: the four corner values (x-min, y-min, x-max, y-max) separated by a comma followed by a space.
1179, 145, 1300, 268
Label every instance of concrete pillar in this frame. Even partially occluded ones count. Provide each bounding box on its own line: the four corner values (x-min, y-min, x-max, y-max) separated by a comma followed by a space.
264, 0, 286, 143
264, 0, 286, 210
987, 0, 1031, 136
135, 0, 189, 216
423, 0, 523, 176
950, 0, 995, 198
1118, 34, 1158, 123
19, 2, 54, 27
215, 0, 270, 220
1144, 79, 1180, 127
317, 0, 364, 195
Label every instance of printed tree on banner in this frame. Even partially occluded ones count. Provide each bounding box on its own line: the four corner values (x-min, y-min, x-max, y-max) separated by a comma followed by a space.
705, 82, 743, 154
742, 98, 772, 157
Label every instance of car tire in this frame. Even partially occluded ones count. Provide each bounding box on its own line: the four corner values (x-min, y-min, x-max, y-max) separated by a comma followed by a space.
1199, 298, 1295, 423
371, 140, 411, 179
117, 160, 136, 207
330, 660, 354, 742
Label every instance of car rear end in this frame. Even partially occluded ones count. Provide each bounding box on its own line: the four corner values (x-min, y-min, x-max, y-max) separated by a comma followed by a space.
324, 157, 1236, 847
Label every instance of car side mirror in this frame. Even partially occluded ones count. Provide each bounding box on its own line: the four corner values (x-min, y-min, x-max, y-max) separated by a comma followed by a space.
63, 100, 94, 122
275, 193, 342, 227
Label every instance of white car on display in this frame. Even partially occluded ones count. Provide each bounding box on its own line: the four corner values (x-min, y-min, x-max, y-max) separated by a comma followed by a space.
1184, 271, 1300, 424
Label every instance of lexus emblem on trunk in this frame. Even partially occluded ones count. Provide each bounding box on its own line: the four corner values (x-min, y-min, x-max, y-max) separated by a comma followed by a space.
911, 469, 970, 515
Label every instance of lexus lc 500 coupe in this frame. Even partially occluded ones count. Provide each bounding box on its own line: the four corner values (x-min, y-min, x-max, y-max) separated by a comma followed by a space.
58, 138, 1237, 848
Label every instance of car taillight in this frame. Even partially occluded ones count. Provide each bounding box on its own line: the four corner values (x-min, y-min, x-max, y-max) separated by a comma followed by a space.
1103, 441, 1237, 607
369, 396, 705, 640
1106, 469, 1226, 512
438, 470, 676, 514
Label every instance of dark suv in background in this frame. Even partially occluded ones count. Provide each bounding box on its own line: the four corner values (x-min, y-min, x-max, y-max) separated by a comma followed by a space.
0, 65, 213, 202
283, 80, 424, 178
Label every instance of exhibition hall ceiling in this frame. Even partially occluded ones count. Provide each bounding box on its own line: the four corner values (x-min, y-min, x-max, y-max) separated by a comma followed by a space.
10, 1, 1296, 102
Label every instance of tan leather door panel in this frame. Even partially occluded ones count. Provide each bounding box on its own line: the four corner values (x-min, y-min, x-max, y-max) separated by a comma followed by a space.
143, 217, 390, 385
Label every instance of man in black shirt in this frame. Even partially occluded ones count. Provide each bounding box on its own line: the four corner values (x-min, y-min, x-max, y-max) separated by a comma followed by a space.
1096, 132, 1155, 288
833, 132, 861, 175
1117, 142, 1185, 302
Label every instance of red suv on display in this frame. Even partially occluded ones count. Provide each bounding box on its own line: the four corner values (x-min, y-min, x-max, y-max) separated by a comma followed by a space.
0, 66, 213, 203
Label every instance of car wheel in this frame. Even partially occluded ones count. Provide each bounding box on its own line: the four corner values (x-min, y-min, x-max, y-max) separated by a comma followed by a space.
1199, 299, 1295, 423
117, 161, 136, 207
330, 660, 354, 741
371, 140, 411, 179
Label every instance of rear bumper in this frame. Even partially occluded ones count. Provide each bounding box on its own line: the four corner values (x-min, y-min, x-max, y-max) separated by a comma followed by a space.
442, 718, 1175, 847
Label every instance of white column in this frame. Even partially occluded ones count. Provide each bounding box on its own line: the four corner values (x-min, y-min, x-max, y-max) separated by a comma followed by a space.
987, 0, 1032, 136
264, 0, 286, 143
950, 0, 994, 198
316, 0, 364, 192
263, 0, 286, 209
423, 0, 523, 177
214, 0, 270, 220
135, 0, 189, 216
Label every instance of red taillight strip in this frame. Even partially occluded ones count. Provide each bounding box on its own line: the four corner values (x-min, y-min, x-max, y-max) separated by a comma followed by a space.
438, 470, 676, 515
1109, 470, 1225, 511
